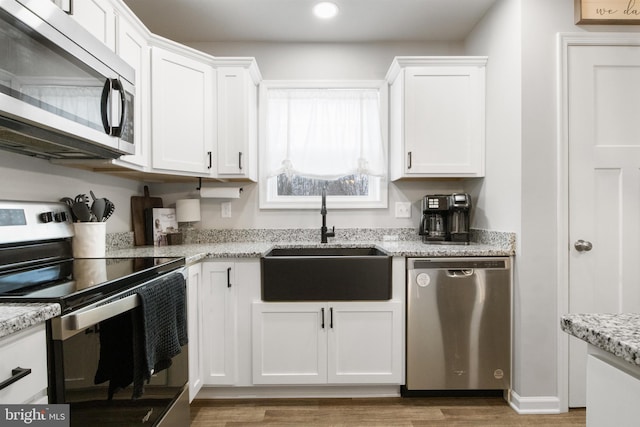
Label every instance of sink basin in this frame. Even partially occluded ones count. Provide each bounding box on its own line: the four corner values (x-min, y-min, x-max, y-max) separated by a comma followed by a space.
261, 247, 392, 301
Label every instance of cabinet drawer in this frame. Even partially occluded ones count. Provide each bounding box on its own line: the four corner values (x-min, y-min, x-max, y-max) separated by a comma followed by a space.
0, 325, 48, 404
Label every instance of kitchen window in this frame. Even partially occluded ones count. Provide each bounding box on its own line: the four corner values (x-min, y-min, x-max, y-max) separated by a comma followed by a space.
259, 81, 388, 209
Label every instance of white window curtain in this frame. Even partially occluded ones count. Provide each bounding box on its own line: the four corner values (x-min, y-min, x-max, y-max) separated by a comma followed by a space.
265, 88, 387, 180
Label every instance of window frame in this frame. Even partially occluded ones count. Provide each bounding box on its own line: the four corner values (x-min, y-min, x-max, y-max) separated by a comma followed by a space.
258, 80, 388, 210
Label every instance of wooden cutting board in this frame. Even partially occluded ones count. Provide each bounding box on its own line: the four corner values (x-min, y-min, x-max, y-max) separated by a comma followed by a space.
131, 185, 163, 246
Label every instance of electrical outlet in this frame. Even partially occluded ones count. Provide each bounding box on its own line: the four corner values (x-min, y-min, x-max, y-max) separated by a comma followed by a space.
395, 202, 411, 218
221, 202, 232, 218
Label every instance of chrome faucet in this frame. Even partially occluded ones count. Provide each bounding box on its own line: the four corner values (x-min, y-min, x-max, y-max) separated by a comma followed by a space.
320, 188, 335, 243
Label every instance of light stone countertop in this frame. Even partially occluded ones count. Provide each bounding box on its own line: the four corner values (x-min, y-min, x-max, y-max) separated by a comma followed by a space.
561, 313, 640, 366
0, 303, 61, 339
105, 240, 513, 262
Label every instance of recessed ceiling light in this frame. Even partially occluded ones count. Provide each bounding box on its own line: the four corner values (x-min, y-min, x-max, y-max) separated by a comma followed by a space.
313, 2, 339, 19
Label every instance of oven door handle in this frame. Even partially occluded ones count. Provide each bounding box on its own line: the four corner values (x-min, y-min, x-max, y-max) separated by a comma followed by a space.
66, 294, 139, 331
52, 267, 186, 340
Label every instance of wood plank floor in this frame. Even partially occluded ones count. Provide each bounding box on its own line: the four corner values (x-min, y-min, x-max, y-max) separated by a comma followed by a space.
190, 397, 586, 426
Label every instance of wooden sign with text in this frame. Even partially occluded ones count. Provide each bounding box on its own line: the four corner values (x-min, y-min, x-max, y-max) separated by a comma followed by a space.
575, 0, 640, 24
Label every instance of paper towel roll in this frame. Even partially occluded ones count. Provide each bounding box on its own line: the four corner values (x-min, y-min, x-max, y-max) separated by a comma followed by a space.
199, 186, 243, 199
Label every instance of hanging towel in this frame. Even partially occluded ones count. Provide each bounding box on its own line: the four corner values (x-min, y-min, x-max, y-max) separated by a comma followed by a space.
94, 310, 135, 400
94, 270, 187, 400
132, 271, 188, 398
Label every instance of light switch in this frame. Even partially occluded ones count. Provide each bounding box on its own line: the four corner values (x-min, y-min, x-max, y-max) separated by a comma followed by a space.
395, 202, 411, 218
221, 202, 232, 218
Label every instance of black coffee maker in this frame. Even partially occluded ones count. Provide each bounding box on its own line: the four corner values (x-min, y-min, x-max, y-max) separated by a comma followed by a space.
419, 193, 472, 244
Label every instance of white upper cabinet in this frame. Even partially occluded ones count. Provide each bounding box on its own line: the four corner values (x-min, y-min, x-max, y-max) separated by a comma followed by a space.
67, 0, 116, 50
387, 57, 487, 180
113, 14, 150, 169
150, 46, 215, 175
215, 59, 261, 181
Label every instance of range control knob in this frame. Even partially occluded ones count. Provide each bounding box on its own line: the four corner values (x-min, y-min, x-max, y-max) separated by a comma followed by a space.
39, 211, 54, 223
54, 211, 68, 222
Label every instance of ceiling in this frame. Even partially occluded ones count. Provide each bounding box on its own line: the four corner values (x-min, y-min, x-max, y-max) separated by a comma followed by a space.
122, 0, 497, 44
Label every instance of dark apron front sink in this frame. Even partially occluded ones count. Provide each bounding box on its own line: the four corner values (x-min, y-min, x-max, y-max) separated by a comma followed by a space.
261, 247, 392, 301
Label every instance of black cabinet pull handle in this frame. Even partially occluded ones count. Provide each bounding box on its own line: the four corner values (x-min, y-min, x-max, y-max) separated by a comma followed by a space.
321, 308, 325, 329
227, 267, 232, 288
207, 151, 212, 169
238, 152, 243, 170
330, 307, 334, 328
407, 151, 412, 169
0, 367, 31, 391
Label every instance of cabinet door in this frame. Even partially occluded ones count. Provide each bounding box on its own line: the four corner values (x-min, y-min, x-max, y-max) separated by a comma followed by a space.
70, 0, 116, 51
217, 67, 257, 179
187, 263, 203, 401
151, 47, 214, 174
0, 325, 48, 404
114, 16, 149, 168
201, 262, 237, 385
252, 302, 327, 384
328, 302, 403, 384
404, 66, 484, 177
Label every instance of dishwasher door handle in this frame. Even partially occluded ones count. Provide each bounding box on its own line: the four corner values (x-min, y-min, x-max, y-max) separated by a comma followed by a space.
446, 269, 474, 278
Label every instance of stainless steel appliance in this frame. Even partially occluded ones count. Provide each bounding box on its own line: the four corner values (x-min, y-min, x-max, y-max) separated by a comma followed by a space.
0, 0, 135, 159
419, 193, 471, 244
404, 257, 511, 394
0, 200, 188, 427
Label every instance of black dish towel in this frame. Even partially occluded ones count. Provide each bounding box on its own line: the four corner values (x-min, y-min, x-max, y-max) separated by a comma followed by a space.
94, 271, 187, 400
132, 271, 188, 398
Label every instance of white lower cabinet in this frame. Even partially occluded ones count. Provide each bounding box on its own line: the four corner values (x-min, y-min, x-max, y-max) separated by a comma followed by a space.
0, 324, 48, 404
586, 347, 640, 427
201, 262, 237, 386
199, 260, 261, 389
252, 301, 403, 385
187, 263, 203, 401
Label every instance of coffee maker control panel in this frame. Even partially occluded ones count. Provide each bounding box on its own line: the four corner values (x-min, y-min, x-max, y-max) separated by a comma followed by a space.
425, 195, 449, 210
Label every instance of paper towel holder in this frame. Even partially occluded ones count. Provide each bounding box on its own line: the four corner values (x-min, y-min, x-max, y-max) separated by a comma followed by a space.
195, 177, 243, 194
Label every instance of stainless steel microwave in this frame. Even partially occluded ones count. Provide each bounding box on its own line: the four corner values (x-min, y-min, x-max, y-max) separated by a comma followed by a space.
0, 0, 135, 159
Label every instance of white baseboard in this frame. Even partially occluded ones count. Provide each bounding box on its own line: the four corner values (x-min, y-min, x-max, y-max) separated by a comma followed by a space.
196, 385, 402, 399
508, 390, 563, 414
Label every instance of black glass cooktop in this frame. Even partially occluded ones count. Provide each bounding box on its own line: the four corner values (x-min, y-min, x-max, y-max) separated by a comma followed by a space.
0, 257, 184, 312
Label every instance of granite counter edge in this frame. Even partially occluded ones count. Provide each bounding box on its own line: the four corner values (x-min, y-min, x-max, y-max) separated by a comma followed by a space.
0, 303, 61, 339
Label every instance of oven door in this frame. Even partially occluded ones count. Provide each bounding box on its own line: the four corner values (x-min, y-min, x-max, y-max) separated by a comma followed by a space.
48, 272, 189, 427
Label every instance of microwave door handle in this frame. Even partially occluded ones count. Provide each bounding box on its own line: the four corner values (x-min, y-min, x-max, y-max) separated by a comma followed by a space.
100, 78, 112, 135
110, 78, 126, 137
100, 78, 126, 137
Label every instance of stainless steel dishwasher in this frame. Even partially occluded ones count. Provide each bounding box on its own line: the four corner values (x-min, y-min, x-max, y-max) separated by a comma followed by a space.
404, 257, 511, 393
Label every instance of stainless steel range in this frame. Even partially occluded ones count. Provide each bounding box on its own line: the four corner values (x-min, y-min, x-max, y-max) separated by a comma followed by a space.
0, 200, 189, 427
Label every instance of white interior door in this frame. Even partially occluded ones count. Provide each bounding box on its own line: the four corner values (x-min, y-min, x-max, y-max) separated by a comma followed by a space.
568, 44, 640, 407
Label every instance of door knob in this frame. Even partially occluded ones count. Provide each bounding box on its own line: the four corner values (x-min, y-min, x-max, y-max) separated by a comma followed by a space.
574, 240, 593, 252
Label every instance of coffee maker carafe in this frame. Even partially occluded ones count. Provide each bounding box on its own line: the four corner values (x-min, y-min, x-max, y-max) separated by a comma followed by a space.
419, 193, 471, 244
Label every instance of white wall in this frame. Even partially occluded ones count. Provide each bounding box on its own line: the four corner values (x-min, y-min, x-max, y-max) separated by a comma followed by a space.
188, 41, 464, 80
0, 151, 143, 233
153, 40, 472, 230
465, 0, 640, 411
463, 0, 526, 398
